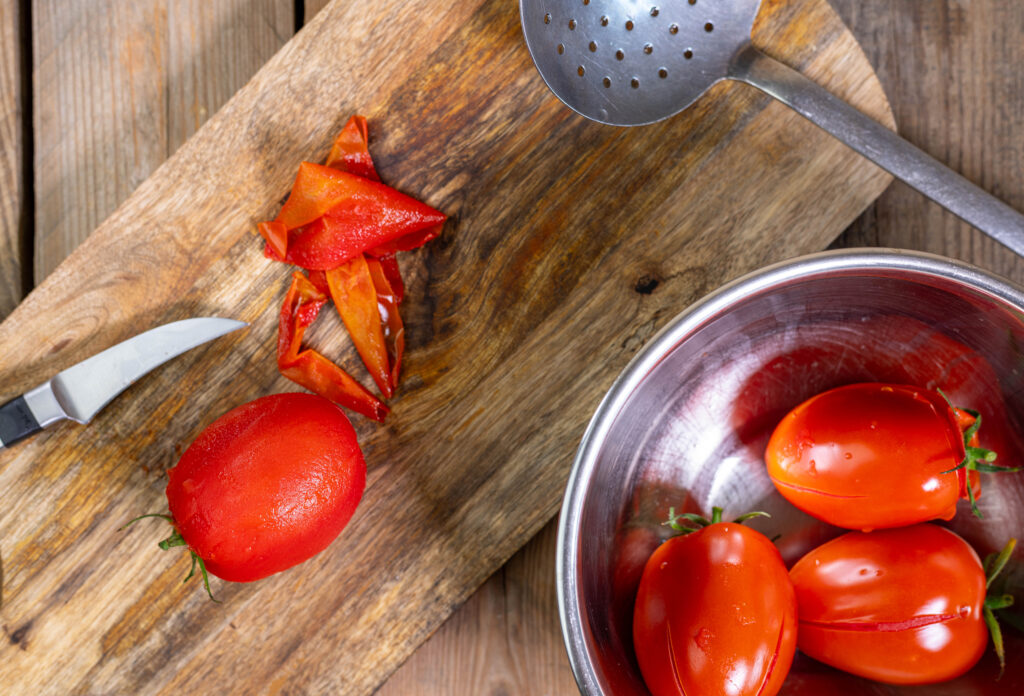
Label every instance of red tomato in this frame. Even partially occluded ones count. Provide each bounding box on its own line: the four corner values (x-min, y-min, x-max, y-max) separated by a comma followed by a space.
789, 524, 988, 685
632, 514, 797, 696
764, 382, 995, 530
166, 392, 366, 583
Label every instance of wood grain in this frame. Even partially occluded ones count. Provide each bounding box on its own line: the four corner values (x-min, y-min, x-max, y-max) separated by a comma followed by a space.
377, 518, 578, 696
830, 0, 1024, 284
0, 0, 891, 693
0, 0, 22, 318
30, 0, 293, 283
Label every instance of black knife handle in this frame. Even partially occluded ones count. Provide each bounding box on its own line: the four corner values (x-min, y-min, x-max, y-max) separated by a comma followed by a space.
0, 396, 42, 449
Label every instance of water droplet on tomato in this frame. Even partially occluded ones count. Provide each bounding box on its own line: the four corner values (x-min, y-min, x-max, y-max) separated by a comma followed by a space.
875, 569, 883, 576
844, 452, 853, 460
859, 568, 869, 575
694, 627, 714, 652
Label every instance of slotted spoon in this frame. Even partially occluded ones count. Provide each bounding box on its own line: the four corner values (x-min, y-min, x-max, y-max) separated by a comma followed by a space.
520, 0, 1024, 253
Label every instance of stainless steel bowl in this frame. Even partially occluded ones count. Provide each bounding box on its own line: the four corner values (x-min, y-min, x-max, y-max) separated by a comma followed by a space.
559, 249, 1024, 696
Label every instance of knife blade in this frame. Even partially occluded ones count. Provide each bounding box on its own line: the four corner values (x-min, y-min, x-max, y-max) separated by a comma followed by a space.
0, 317, 247, 449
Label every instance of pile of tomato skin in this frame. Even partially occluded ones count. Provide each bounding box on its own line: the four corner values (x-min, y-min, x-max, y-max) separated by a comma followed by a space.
262, 114, 447, 424
632, 381, 1021, 696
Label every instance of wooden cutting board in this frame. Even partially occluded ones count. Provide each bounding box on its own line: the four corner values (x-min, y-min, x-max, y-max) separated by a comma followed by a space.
0, 0, 893, 692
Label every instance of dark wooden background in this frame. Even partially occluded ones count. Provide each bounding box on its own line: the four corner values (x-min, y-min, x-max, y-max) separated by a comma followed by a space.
1, 0, 1021, 693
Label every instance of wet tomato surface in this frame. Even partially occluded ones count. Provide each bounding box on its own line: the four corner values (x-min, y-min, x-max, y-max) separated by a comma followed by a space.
166, 392, 366, 583
632, 514, 797, 696
764, 383, 995, 530
789, 524, 989, 685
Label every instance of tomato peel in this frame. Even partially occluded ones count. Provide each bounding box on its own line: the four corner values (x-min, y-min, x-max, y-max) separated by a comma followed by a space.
325, 115, 379, 181
324, 257, 393, 399
259, 115, 440, 414
274, 163, 445, 271
365, 255, 404, 391
258, 220, 288, 260
277, 271, 388, 422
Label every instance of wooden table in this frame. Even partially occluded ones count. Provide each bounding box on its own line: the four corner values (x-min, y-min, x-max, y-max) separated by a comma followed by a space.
1, 0, 1021, 693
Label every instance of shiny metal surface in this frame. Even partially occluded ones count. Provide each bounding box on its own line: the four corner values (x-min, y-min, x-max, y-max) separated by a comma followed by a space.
519, 0, 757, 127
23, 382, 67, 428
559, 249, 1024, 695
50, 317, 247, 424
520, 1, 1024, 254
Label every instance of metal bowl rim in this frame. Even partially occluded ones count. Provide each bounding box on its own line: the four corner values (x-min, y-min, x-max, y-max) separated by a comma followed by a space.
556, 247, 1024, 695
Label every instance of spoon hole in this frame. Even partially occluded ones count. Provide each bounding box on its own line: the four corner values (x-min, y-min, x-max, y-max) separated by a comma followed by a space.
683, 48, 693, 59
589, 41, 597, 52
658, 68, 668, 78
557, 43, 565, 55
704, 22, 714, 32
669, 23, 679, 35
569, 18, 577, 30
631, 78, 640, 89
615, 49, 625, 60
543, 13, 551, 24
625, 20, 634, 30
578, 65, 586, 77
643, 43, 653, 55
600, 15, 609, 26
603, 76, 612, 88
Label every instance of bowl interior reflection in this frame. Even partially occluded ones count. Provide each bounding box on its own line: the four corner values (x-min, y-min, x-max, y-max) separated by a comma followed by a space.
570, 259, 1024, 695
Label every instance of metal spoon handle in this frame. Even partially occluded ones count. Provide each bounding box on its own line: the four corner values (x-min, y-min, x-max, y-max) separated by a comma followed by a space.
729, 44, 1024, 255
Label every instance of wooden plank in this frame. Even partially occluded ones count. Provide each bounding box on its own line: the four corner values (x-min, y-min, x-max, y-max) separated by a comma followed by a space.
0, 0, 22, 318
377, 518, 578, 695
0, 0, 892, 693
30, 0, 293, 284
831, 0, 1024, 282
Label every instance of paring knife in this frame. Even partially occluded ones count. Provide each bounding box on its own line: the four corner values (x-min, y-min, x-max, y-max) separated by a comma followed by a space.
0, 317, 247, 449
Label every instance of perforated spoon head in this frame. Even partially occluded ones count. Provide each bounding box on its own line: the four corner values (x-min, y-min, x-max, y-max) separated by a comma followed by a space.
520, 0, 761, 126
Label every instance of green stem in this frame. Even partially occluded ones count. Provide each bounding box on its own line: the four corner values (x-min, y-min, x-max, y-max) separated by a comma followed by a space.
981, 538, 1017, 679
122, 512, 220, 603
933, 398, 1019, 519
985, 538, 1017, 590
119, 513, 173, 531
663, 506, 770, 535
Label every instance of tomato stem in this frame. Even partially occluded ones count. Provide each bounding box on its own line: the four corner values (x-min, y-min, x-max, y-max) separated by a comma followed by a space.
733, 511, 771, 524
120, 513, 173, 530
981, 538, 1017, 679
664, 506, 770, 534
121, 513, 220, 603
932, 401, 1018, 519
664, 507, 711, 534
985, 538, 1016, 590
188, 551, 219, 603
158, 529, 186, 550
